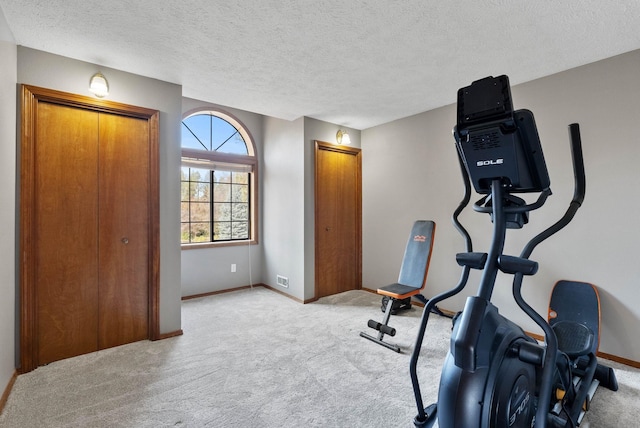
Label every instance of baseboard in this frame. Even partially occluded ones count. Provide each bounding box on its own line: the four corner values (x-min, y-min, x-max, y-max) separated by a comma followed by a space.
259, 284, 306, 304
156, 330, 184, 340
183, 283, 309, 304
0, 370, 18, 415
182, 285, 255, 300
592, 351, 640, 369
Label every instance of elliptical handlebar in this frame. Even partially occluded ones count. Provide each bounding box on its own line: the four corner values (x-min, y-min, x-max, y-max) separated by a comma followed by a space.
568, 123, 586, 207
512, 123, 587, 428
520, 123, 586, 260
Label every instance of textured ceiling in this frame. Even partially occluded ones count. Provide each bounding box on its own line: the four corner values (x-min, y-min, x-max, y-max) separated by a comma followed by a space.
2, 1, 640, 129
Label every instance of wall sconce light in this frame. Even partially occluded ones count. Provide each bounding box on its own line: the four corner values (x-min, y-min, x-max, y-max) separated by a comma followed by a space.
89, 72, 109, 98
336, 129, 351, 145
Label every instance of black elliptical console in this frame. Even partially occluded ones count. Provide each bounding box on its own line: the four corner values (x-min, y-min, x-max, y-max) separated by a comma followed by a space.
454, 75, 549, 195
408, 75, 616, 428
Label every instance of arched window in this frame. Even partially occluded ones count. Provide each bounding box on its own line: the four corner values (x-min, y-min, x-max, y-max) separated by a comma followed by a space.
180, 110, 257, 246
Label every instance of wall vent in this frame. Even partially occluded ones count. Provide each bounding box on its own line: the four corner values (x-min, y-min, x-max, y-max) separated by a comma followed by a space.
277, 275, 289, 288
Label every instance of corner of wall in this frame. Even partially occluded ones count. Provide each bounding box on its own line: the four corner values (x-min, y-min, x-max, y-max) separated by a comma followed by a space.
0, 29, 17, 407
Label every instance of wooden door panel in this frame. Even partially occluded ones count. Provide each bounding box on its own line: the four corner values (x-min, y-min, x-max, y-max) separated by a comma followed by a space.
316, 148, 337, 296
315, 143, 362, 298
21, 85, 161, 373
35, 102, 100, 364
334, 152, 359, 293
98, 113, 150, 349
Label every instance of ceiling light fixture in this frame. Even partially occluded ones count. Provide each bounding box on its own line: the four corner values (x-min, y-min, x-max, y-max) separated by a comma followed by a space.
336, 129, 351, 145
89, 72, 109, 98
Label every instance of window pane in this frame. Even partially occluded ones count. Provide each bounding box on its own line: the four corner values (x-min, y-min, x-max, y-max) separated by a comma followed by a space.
180, 223, 190, 243
180, 167, 189, 181
232, 222, 249, 239
211, 116, 248, 155
211, 116, 238, 149
232, 183, 248, 203
182, 115, 212, 150
216, 133, 248, 155
214, 202, 231, 221
190, 202, 210, 222
214, 183, 231, 202
214, 222, 231, 240
233, 172, 249, 184
190, 168, 209, 182
180, 202, 190, 222
190, 182, 210, 202
191, 222, 211, 242
181, 181, 190, 202
213, 170, 231, 183
232, 203, 248, 221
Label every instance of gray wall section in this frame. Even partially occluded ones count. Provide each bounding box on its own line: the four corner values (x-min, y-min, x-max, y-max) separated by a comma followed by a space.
0, 5, 17, 395
260, 116, 361, 302
362, 49, 640, 362
16, 47, 183, 336
261, 116, 306, 300
180, 98, 264, 297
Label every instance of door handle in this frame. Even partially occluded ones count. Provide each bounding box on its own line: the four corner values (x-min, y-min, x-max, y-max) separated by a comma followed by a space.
121, 237, 129, 244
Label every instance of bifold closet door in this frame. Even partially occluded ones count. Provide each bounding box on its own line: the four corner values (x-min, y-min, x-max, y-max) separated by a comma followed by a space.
34, 104, 150, 365
35, 102, 100, 364
98, 113, 149, 349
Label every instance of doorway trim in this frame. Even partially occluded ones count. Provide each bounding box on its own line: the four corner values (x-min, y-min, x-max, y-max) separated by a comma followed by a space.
314, 141, 362, 300
19, 85, 160, 373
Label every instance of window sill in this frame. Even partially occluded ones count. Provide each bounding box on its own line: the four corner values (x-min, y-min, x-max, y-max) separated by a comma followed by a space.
181, 239, 258, 250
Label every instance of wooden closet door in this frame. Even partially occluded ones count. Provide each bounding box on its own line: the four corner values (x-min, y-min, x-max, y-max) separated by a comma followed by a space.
98, 113, 150, 348
315, 142, 362, 298
21, 85, 160, 373
35, 102, 100, 364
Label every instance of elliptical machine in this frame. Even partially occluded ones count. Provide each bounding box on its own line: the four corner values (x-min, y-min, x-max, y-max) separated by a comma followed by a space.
409, 75, 617, 428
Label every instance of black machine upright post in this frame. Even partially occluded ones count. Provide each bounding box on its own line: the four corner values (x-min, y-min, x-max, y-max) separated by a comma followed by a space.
476, 179, 507, 302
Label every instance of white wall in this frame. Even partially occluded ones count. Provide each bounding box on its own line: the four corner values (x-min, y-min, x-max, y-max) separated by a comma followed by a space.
16, 47, 183, 336
362, 49, 640, 362
0, 5, 17, 394
180, 98, 264, 297
262, 116, 306, 300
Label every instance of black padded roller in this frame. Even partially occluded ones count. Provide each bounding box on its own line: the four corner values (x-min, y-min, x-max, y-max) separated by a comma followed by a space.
367, 319, 396, 336
380, 325, 396, 336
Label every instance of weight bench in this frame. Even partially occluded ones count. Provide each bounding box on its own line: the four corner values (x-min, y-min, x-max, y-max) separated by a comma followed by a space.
360, 220, 436, 352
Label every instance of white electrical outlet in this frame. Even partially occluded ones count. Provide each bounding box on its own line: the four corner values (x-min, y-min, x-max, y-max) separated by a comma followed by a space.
277, 275, 289, 288
231, 263, 237, 273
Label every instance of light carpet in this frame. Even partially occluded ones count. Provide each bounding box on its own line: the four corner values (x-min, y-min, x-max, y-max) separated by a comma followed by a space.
1, 287, 638, 427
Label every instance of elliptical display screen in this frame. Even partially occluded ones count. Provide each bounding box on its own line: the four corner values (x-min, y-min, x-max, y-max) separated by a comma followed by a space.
454, 75, 550, 194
